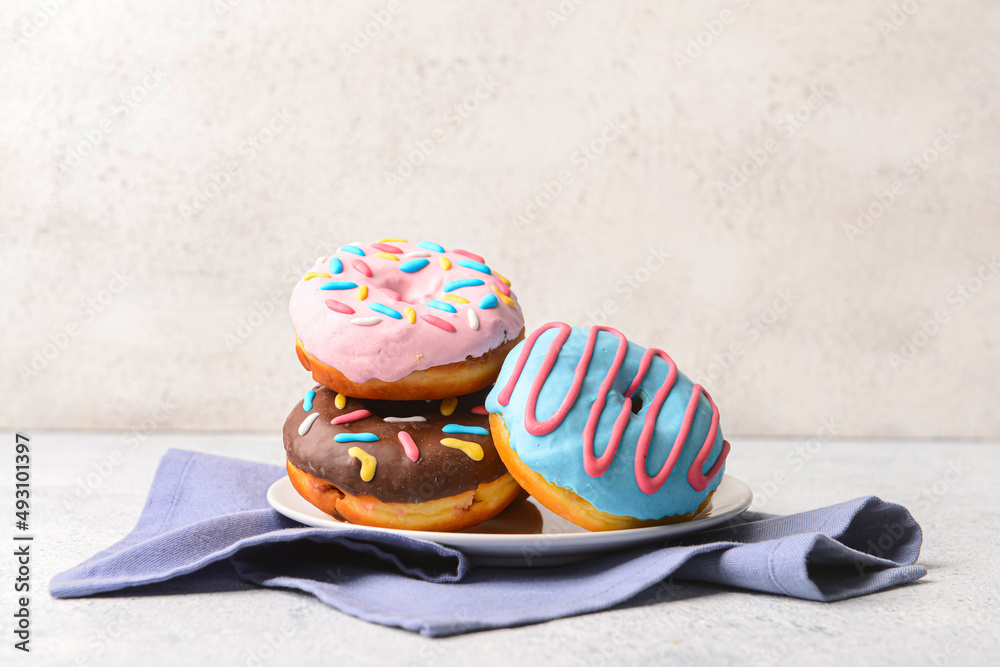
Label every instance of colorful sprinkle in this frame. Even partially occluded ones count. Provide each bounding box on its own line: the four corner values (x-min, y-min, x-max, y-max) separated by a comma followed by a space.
421, 314, 457, 332
351, 317, 381, 326
374, 252, 399, 261
468, 309, 480, 330
352, 259, 372, 277
377, 238, 408, 243
320, 281, 357, 290
418, 241, 445, 253
478, 294, 499, 309
331, 409, 371, 425
384, 416, 426, 422
440, 397, 458, 416
329, 257, 343, 274
303, 390, 316, 411
492, 286, 515, 307
404, 307, 416, 324
356, 285, 368, 301
325, 299, 355, 314
440, 438, 484, 461
439, 256, 451, 270
303, 272, 331, 281
443, 278, 484, 292
372, 242, 403, 254
443, 424, 490, 436
443, 295, 469, 304
427, 300, 457, 313
453, 249, 485, 263
403, 251, 431, 258
380, 287, 402, 301
398, 431, 419, 462
493, 270, 511, 286
335, 393, 347, 409
370, 303, 402, 319
340, 245, 364, 256
457, 259, 491, 275
347, 446, 377, 481
492, 278, 511, 296
471, 406, 488, 415
399, 258, 430, 273
336, 433, 380, 443
298, 412, 320, 436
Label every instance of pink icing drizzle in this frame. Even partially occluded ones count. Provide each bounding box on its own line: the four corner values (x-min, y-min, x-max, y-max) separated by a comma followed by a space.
331, 409, 371, 425
497, 322, 730, 494
397, 431, 419, 462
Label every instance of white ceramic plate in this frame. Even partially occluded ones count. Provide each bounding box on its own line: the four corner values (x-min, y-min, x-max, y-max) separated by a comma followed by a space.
267, 475, 752, 567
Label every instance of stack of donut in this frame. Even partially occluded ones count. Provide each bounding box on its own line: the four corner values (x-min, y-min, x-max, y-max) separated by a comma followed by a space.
283, 239, 731, 532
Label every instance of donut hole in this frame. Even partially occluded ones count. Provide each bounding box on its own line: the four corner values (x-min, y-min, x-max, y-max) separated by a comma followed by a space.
375, 273, 445, 306
630, 390, 649, 414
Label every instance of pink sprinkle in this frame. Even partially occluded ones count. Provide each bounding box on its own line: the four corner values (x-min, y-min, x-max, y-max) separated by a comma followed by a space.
325, 299, 355, 314
352, 259, 372, 277
420, 314, 457, 332
380, 287, 402, 301
398, 431, 419, 462
453, 249, 485, 263
372, 243, 402, 254
471, 406, 488, 415
331, 409, 371, 425
493, 278, 510, 296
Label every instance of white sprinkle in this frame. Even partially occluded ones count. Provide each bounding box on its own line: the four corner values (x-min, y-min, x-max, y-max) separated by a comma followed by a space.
298, 412, 320, 436
468, 309, 480, 330
316, 256, 326, 264
402, 251, 431, 258
383, 416, 427, 422
351, 317, 382, 326
348, 241, 363, 246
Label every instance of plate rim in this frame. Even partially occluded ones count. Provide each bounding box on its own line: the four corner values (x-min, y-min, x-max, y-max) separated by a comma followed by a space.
266, 474, 753, 546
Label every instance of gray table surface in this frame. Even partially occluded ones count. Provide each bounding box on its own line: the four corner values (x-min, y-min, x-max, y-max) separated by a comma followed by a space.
1, 432, 997, 666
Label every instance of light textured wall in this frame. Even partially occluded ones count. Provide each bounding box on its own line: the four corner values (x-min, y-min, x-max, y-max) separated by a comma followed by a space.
2, 0, 999, 438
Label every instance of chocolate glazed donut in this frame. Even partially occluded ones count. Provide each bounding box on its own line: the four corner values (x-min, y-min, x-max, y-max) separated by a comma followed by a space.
283, 385, 521, 531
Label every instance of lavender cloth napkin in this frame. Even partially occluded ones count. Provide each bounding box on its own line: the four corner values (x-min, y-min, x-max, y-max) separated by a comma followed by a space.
50, 449, 926, 636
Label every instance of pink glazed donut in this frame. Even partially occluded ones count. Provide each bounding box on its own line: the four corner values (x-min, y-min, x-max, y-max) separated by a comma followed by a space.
291, 239, 526, 400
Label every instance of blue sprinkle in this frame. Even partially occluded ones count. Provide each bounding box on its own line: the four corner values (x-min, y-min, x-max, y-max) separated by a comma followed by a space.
457, 259, 491, 275
399, 258, 430, 273
478, 294, 499, 309
443, 424, 490, 436
417, 241, 445, 253
340, 245, 365, 256
329, 257, 343, 274
303, 390, 316, 412
370, 303, 402, 319
427, 300, 457, 313
320, 281, 358, 290
443, 278, 485, 292
334, 433, 380, 443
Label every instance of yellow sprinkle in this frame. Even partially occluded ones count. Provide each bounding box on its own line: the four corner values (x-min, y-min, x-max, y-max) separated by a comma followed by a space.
442, 295, 469, 304
303, 272, 331, 281
493, 270, 511, 286
440, 397, 458, 416
348, 447, 377, 482
441, 438, 484, 461
356, 285, 368, 301
375, 252, 399, 261
404, 307, 416, 324
439, 256, 451, 270
492, 286, 515, 307
335, 393, 346, 409
378, 238, 408, 243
